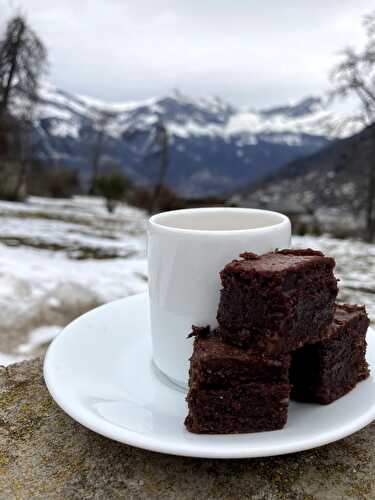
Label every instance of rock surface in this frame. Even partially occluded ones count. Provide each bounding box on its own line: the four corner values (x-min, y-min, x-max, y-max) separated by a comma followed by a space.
1, 358, 375, 499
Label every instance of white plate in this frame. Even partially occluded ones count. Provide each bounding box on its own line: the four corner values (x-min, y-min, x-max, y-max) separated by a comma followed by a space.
44, 292, 375, 459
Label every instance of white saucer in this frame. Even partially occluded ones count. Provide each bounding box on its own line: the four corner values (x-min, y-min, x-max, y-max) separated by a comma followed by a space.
44, 292, 375, 459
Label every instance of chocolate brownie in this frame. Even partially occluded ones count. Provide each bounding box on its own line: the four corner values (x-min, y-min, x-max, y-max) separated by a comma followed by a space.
185, 383, 290, 434
188, 325, 290, 388
290, 304, 370, 405
217, 249, 338, 354
185, 326, 291, 434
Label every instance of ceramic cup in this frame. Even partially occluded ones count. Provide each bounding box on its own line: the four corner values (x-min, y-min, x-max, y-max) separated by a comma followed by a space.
148, 207, 291, 387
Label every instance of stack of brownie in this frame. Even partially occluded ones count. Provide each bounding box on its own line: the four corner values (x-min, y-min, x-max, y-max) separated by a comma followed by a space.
185, 249, 370, 434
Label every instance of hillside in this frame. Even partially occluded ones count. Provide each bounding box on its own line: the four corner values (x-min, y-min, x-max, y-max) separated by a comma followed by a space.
21, 84, 355, 197
232, 123, 375, 217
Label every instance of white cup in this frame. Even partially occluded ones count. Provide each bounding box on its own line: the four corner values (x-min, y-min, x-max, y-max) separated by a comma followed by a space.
148, 207, 291, 387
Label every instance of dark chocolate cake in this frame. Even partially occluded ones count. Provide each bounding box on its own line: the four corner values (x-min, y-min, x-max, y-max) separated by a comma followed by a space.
185, 383, 290, 434
217, 249, 338, 354
290, 304, 370, 404
184, 248, 370, 435
185, 326, 291, 434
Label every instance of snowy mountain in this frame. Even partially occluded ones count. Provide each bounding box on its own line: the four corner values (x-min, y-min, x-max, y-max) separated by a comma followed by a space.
28, 83, 357, 197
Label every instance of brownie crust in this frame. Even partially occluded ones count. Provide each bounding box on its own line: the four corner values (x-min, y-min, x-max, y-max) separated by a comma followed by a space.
217, 249, 338, 354
291, 304, 370, 405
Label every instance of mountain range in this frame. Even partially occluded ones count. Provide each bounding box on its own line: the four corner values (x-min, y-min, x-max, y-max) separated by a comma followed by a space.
27, 83, 359, 197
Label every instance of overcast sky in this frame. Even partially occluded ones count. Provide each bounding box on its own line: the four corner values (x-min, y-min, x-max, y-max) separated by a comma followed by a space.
0, 0, 373, 108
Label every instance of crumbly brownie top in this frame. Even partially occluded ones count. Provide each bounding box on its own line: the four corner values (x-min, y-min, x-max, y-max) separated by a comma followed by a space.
334, 303, 368, 320
313, 303, 370, 345
190, 325, 290, 366
224, 248, 335, 276
331, 303, 369, 330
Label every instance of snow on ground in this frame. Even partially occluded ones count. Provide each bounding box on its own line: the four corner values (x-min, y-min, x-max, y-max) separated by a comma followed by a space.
0, 196, 148, 363
0, 326, 62, 366
0, 196, 374, 366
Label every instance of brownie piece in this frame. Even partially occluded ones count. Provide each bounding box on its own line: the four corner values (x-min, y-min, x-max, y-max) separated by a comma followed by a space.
185, 383, 290, 434
188, 325, 290, 388
217, 249, 338, 354
290, 304, 370, 404
185, 326, 291, 434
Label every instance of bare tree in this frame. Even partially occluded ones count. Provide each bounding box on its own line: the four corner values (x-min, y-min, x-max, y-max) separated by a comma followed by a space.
88, 108, 117, 194
10, 113, 32, 199
331, 11, 375, 241
122, 115, 171, 214
145, 118, 170, 214
0, 15, 47, 116
0, 14, 47, 200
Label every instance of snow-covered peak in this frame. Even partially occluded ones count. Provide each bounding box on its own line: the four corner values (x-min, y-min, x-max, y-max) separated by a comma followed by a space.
32, 83, 359, 143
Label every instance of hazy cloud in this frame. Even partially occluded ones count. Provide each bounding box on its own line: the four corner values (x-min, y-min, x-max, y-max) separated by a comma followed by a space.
0, 0, 372, 107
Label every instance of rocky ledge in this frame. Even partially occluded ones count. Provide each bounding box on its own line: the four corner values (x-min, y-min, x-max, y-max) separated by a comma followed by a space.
1, 358, 375, 499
